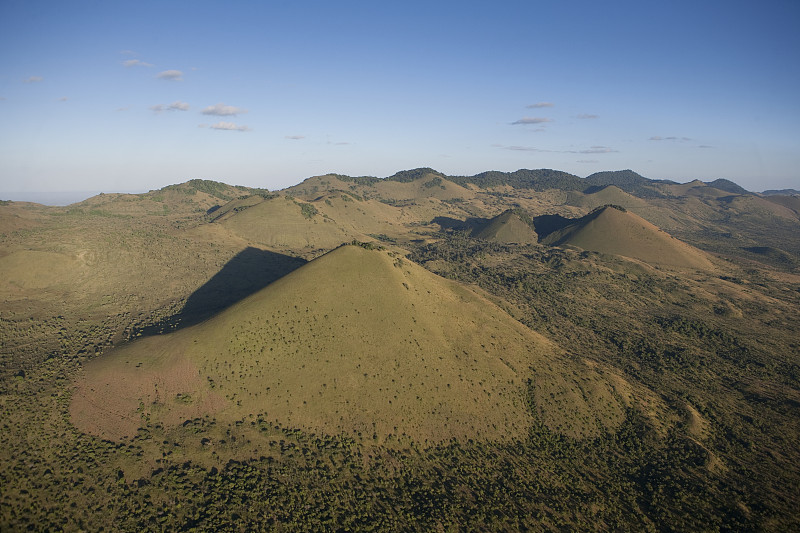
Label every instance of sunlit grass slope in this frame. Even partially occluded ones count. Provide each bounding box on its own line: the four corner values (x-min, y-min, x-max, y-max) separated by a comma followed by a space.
219, 195, 363, 250
566, 185, 649, 210
473, 210, 539, 244
544, 205, 715, 270
74, 244, 604, 446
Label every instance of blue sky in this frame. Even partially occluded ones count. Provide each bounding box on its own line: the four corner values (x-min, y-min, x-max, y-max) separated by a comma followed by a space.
1, 0, 798, 200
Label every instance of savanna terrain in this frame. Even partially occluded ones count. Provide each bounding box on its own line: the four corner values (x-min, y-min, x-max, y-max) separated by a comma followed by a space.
1, 169, 799, 531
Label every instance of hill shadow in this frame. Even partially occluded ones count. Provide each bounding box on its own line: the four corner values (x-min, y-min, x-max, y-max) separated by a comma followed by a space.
432, 216, 489, 232
532, 214, 573, 240
136, 247, 307, 336
583, 185, 607, 195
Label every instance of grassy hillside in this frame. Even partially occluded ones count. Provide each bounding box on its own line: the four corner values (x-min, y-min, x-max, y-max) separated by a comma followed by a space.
1, 170, 799, 531
566, 185, 649, 210
543, 205, 715, 270
73, 244, 636, 452
472, 209, 539, 244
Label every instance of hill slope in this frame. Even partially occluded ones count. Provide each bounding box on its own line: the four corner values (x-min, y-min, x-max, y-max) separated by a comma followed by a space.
73, 245, 631, 447
473, 209, 539, 244
566, 184, 649, 210
543, 205, 715, 269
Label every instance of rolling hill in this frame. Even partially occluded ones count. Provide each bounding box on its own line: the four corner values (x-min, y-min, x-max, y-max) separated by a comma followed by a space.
566, 184, 650, 210
472, 209, 539, 244
542, 205, 715, 269
72, 244, 635, 449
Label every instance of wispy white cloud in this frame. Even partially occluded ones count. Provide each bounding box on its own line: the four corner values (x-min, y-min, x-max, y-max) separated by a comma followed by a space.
527, 102, 554, 108
150, 101, 190, 113
23, 76, 43, 83
57, 97, 68, 102
505, 145, 550, 152
500, 144, 617, 154
285, 135, 305, 140
202, 103, 247, 116
511, 117, 553, 125
209, 121, 251, 131
697, 145, 714, 149
156, 70, 183, 81
649, 136, 693, 142
579, 146, 617, 154
576, 113, 599, 119
123, 59, 153, 68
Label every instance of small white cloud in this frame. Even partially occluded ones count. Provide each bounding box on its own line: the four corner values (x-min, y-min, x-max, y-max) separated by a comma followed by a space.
202, 103, 247, 116
210, 121, 251, 131
285, 135, 305, 140
526, 102, 554, 108
0, 96, 6, 101
157, 70, 183, 81
576, 114, 598, 119
123, 59, 153, 68
697, 145, 714, 149
23, 76, 43, 83
151, 101, 190, 113
511, 117, 553, 125
57, 97, 68, 102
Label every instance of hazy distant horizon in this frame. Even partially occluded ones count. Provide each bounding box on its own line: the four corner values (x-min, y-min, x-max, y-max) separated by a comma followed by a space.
2, 170, 797, 207
0, 190, 146, 206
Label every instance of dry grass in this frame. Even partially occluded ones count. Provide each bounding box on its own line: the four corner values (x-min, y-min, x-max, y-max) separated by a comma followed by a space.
545, 206, 715, 270
71, 245, 569, 447
474, 210, 539, 244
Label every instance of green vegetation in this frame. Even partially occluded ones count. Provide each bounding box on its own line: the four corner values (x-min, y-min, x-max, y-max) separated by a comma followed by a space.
161, 179, 270, 201
333, 174, 381, 186
584, 170, 670, 198
386, 167, 446, 183
451, 168, 585, 191
421, 177, 444, 189
297, 201, 318, 219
